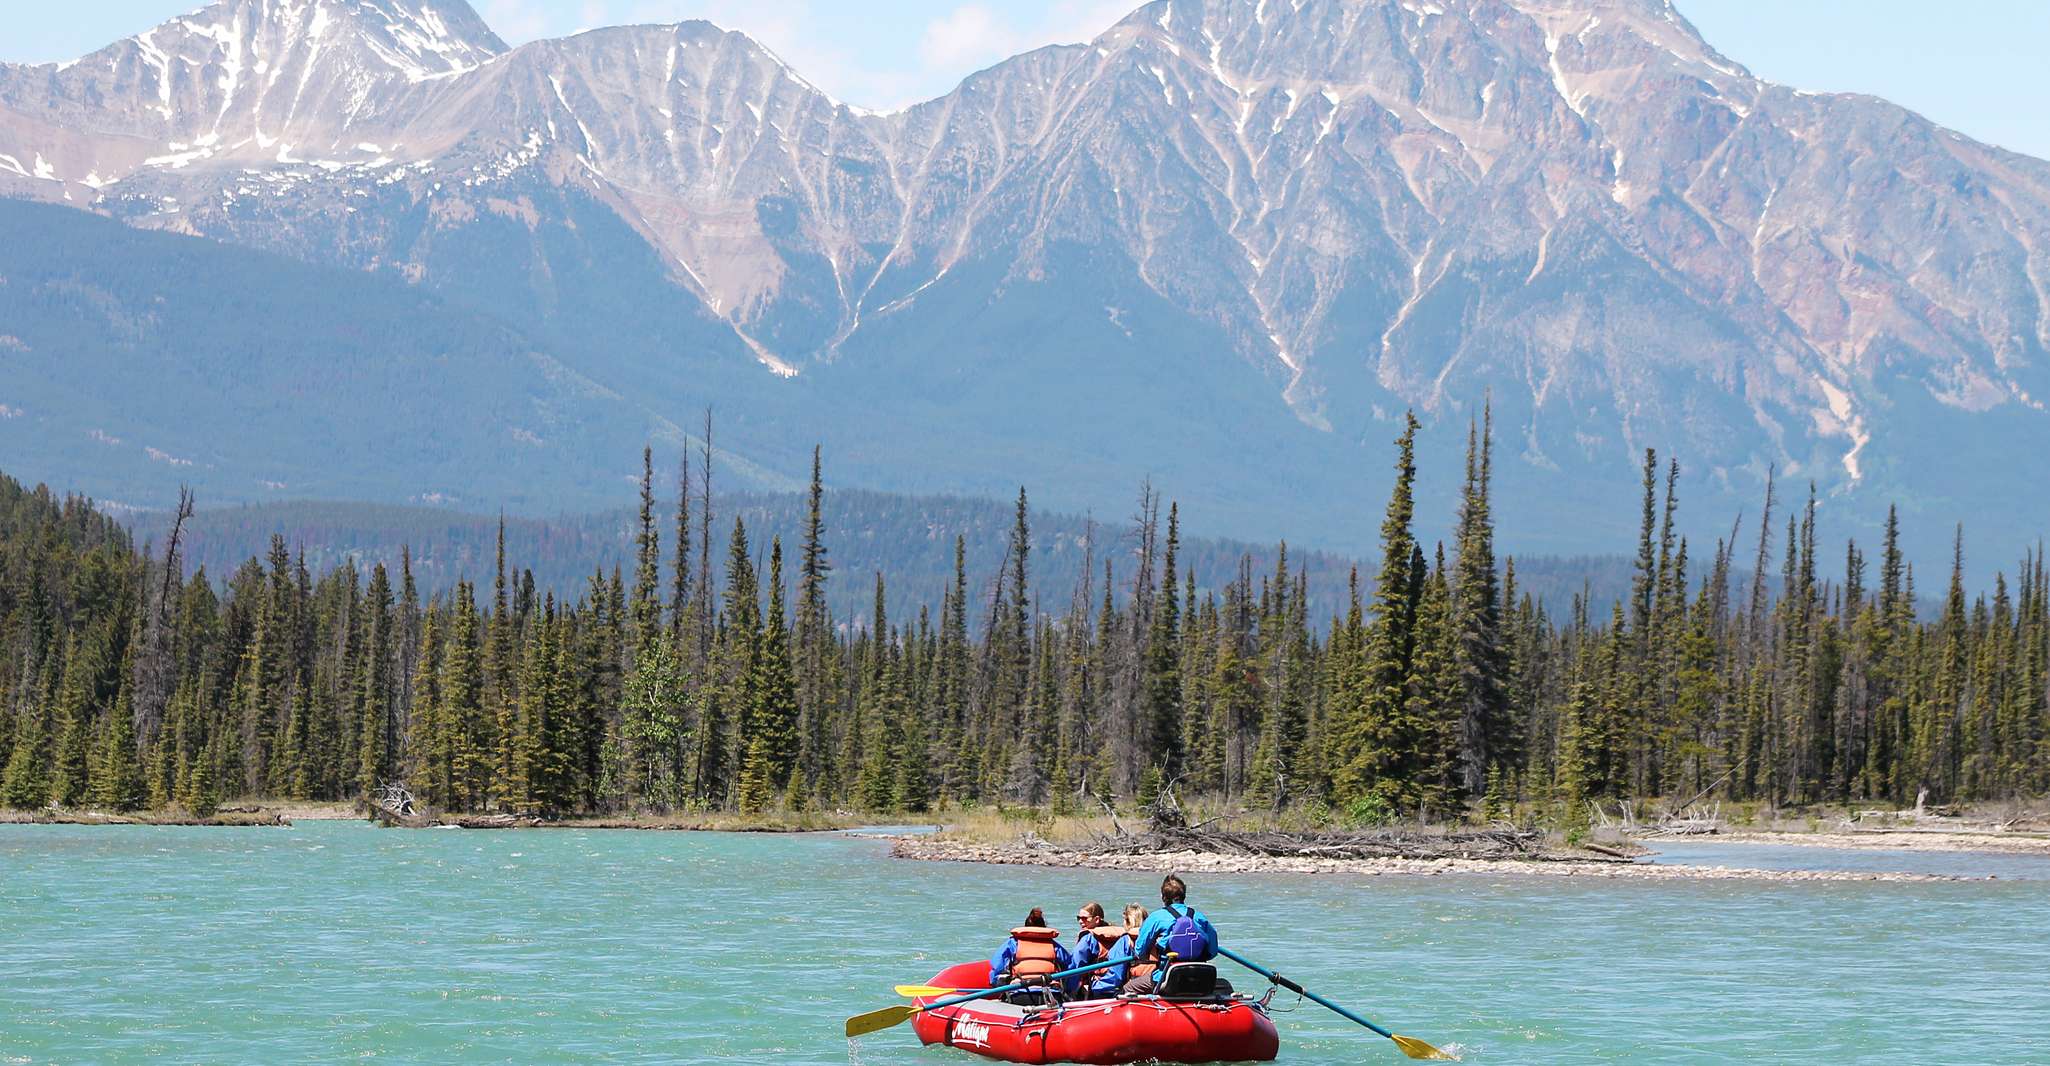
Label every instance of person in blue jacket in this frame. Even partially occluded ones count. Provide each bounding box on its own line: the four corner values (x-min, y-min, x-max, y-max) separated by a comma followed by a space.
1084, 903, 1150, 998
1068, 902, 1108, 996
1121, 875, 1219, 993
989, 908, 1074, 989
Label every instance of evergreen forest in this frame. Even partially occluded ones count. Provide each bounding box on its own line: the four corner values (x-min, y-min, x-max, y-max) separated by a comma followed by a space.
3, 413, 2047, 821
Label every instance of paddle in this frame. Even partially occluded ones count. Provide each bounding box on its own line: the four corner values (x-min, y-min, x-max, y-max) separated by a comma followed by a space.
1216, 946, 1455, 1061
892, 984, 957, 997
847, 957, 1124, 1038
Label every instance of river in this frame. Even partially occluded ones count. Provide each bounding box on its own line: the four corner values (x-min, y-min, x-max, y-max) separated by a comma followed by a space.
4, 821, 2046, 1064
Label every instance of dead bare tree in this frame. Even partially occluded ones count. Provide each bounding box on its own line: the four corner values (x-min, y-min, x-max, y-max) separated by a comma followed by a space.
131, 486, 194, 744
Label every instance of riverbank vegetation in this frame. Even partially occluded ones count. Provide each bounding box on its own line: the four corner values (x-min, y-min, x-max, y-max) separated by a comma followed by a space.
4, 411, 2049, 827
0, 804, 287, 826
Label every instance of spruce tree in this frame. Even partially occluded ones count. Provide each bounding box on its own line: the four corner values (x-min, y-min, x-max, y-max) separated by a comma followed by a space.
621, 639, 687, 811
893, 691, 933, 813
442, 582, 488, 809
1450, 407, 1508, 797
282, 686, 313, 800
512, 598, 567, 815
52, 691, 92, 808
1145, 503, 1185, 779
408, 612, 447, 808
91, 687, 145, 811
489, 521, 518, 807
1249, 550, 1311, 807
632, 447, 662, 651
184, 733, 221, 817
1, 699, 49, 809
1005, 488, 1034, 713
794, 447, 833, 799
1336, 412, 1422, 809
670, 452, 691, 639
695, 412, 717, 674
355, 563, 394, 799
1404, 549, 1462, 813
852, 574, 900, 811
935, 536, 971, 803
739, 539, 799, 814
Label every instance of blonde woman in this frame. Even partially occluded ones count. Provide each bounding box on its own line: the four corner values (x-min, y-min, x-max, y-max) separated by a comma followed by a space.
1120, 902, 1167, 994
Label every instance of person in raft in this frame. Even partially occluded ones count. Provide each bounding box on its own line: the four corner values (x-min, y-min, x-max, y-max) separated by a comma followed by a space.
1081, 903, 1149, 998
1122, 875, 1220, 994
1067, 902, 1110, 996
989, 908, 1075, 994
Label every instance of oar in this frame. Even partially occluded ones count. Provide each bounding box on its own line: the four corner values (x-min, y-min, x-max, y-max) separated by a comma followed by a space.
1216, 946, 1455, 1061
893, 984, 957, 997
847, 957, 1124, 1038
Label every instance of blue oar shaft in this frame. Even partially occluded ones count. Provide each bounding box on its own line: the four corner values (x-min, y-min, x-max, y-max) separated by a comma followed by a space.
923, 957, 1124, 1013
1216, 946, 1396, 1040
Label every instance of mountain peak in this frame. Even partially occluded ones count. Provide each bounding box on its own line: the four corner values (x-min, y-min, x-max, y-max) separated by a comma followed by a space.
4, 0, 2049, 560
0, 0, 510, 183
133, 0, 508, 81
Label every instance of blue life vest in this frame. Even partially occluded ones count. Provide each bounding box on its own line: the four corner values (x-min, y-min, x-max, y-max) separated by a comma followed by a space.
1163, 904, 1207, 961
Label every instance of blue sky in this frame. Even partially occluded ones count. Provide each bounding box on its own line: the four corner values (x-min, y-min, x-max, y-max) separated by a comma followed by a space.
4, 1, 2046, 159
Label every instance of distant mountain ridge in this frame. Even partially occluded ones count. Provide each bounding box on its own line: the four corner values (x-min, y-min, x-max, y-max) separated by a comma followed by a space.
140, 490, 1647, 630
4, 0, 2047, 563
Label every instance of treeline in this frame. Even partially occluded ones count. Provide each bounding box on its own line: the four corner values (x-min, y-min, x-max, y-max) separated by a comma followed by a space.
157, 493, 1647, 632
2, 413, 2047, 820
156, 492, 1368, 635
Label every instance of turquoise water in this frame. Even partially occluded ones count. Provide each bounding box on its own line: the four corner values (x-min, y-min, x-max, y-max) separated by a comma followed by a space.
4, 822, 2048, 1064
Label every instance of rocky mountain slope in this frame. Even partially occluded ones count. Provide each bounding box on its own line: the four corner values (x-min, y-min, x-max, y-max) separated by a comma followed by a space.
4, 0, 2046, 558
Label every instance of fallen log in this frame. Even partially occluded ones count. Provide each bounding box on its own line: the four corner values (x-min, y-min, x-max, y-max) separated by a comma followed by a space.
440, 812, 543, 829
1094, 825, 1555, 864
364, 801, 433, 829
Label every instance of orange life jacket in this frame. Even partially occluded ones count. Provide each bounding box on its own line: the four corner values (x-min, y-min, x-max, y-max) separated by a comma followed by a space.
1008, 925, 1061, 980
1125, 929, 1158, 980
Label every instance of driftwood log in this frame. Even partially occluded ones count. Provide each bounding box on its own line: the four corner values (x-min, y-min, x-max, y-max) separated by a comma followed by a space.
1092, 824, 1606, 863
1070, 785, 1631, 863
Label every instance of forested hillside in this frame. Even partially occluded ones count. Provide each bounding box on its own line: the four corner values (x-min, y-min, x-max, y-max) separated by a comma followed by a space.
4, 421, 2045, 820
0, 198, 767, 512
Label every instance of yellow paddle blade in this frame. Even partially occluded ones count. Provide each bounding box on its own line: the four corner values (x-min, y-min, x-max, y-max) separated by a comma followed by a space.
845, 1004, 918, 1039
894, 985, 957, 998
1391, 1033, 1458, 1060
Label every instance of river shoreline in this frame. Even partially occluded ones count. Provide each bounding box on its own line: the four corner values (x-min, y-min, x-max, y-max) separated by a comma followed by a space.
366, 808, 864, 832
1659, 828, 2050, 856
12, 800, 2046, 867
0, 802, 862, 833
0, 806, 290, 827
888, 836, 2000, 883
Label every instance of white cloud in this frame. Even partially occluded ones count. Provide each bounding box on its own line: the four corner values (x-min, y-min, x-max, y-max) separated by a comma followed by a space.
473, 0, 553, 43
672, 0, 944, 110
1035, 0, 1142, 47
465, 0, 1144, 111
915, 1, 1136, 75
919, 5, 1014, 70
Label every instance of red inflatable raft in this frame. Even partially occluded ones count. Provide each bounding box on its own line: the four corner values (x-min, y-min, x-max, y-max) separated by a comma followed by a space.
909, 961, 1280, 1065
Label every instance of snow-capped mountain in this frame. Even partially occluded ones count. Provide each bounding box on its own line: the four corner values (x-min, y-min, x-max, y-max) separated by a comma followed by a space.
3, 0, 2046, 556
0, 1, 499, 179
